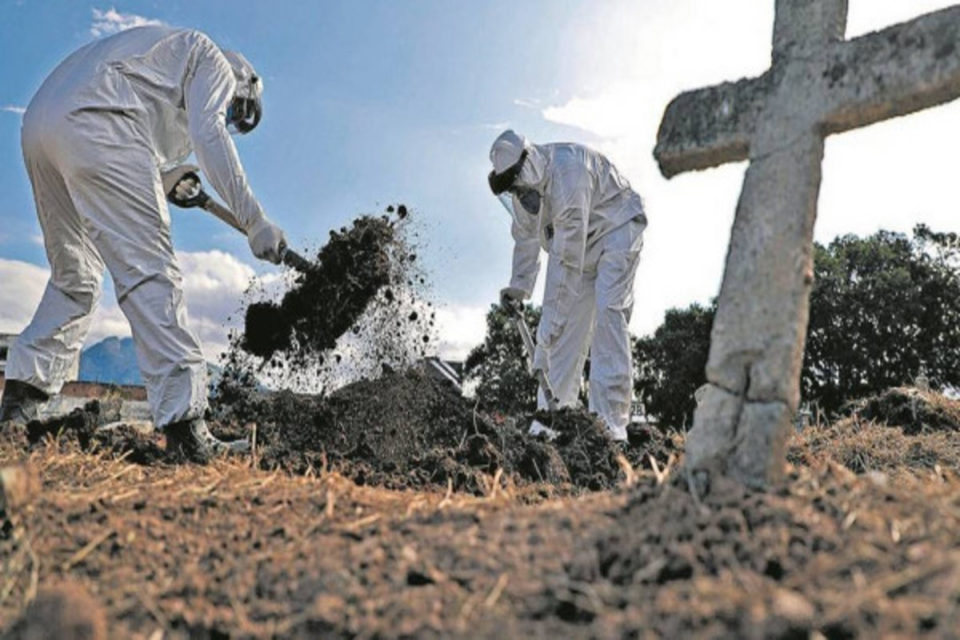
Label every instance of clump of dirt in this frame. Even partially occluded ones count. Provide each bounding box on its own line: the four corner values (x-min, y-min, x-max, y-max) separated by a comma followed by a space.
847, 386, 960, 434
25, 400, 115, 449
225, 208, 437, 395
241, 215, 395, 362
24, 401, 166, 464
4, 582, 107, 640
219, 368, 680, 494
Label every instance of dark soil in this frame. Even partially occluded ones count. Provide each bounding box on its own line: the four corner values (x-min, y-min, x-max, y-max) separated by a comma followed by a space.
223, 207, 436, 394
220, 368, 680, 495
241, 216, 396, 362
16, 369, 678, 497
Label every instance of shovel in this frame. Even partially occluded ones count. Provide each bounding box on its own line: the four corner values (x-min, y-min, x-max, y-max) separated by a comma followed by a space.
162, 165, 313, 273
506, 300, 559, 411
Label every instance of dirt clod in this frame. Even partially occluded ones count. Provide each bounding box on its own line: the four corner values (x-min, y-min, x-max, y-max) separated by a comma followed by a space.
219, 369, 679, 494
9, 582, 107, 640
241, 216, 397, 362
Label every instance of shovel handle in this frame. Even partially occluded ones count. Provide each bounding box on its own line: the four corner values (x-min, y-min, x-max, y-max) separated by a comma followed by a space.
166, 171, 313, 274
510, 306, 559, 411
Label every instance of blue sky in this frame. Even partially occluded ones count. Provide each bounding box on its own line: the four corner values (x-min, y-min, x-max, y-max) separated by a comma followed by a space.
3, 1, 960, 360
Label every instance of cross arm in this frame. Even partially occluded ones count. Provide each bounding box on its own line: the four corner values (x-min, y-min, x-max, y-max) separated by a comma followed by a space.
822, 6, 960, 135
654, 73, 772, 179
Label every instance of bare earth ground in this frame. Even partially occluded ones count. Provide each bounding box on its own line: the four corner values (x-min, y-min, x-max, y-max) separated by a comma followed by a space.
2, 388, 960, 638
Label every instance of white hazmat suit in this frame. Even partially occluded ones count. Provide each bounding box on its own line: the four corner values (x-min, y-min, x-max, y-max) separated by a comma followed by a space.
7, 26, 281, 428
490, 130, 646, 441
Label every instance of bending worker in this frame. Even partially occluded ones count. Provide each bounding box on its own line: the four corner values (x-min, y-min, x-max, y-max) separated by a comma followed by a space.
488, 130, 646, 442
0, 26, 286, 462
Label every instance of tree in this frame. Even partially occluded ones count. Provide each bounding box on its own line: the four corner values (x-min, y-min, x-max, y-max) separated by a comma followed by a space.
464, 302, 542, 416
634, 225, 960, 425
802, 225, 960, 412
633, 302, 714, 428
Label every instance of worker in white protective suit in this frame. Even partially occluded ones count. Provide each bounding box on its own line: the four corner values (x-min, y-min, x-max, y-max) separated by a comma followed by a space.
0, 26, 286, 462
488, 130, 646, 442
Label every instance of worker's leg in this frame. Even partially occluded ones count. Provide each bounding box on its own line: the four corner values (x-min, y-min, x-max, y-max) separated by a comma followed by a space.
5, 122, 104, 398
56, 110, 208, 428
589, 218, 644, 441
536, 253, 596, 409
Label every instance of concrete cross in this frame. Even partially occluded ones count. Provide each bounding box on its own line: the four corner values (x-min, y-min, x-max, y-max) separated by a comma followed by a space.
655, 0, 960, 490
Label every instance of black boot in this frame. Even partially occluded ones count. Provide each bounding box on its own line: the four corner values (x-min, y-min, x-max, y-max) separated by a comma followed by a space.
0, 380, 50, 425
164, 418, 250, 463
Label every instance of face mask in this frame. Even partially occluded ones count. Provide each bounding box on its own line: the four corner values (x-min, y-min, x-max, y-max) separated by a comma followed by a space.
488, 149, 529, 195
226, 94, 262, 135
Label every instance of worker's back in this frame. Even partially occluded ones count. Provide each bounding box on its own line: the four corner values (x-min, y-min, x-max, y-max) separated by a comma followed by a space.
26, 25, 219, 167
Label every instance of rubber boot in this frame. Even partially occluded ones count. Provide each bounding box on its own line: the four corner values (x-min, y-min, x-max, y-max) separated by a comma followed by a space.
0, 380, 50, 425
164, 418, 250, 464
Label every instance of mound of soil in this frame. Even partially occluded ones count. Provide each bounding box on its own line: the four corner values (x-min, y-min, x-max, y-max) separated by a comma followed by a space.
219, 368, 679, 494
789, 416, 960, 478
543, 463, 959, 638
848, 387, 960, 434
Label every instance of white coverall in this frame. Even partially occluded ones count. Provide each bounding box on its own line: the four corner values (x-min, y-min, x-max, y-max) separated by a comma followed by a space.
494, 131, 646, 441
7, 26, 272, 428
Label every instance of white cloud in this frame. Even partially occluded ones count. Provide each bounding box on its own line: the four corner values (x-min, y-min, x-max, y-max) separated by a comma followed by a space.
177, 250, 265, 358
1, 105, 26, 115
433, 303, 488, 361
513, 98, 541, 110
0, 259, 49, 334
90, 8, 164, 38
0, 252, 276, 362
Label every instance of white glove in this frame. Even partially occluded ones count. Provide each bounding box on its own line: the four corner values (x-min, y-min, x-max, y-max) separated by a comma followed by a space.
160, 164, 201, 202
248, 216, 286, 264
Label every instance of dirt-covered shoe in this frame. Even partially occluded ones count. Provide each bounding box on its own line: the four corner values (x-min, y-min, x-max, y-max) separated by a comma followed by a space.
0, 380, 50, 426
164, 418, 250, 463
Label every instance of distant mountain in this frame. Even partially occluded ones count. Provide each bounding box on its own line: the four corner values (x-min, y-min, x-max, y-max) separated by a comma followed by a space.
79, 336, 142, 385
78, 337, 222, 388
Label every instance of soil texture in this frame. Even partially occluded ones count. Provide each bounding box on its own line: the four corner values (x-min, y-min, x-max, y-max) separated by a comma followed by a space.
220, 368, 680, 495
225, 208, 436, 393
2, 417, 959, 638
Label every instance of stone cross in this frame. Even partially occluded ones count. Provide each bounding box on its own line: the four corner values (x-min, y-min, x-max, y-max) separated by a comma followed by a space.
655, 0, 960, 490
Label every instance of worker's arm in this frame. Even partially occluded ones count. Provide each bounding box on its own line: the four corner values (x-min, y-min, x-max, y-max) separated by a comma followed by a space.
509, 197, 541, 298
183, 35, 266, 234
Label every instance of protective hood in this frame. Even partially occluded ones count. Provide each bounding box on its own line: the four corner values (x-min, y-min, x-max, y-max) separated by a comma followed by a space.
222, 50, 262, 101
489, 129, 547, 219
489, 129, 546, 190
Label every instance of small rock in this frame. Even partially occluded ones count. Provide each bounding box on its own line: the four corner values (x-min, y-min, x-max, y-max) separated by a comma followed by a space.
772, 588, 815, 626
0, 464, 40, 512
22, 582, 107, 640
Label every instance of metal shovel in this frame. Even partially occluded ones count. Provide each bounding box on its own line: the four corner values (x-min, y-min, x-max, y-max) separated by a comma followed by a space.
162, 166, 313, 273
507, 301, 559, 411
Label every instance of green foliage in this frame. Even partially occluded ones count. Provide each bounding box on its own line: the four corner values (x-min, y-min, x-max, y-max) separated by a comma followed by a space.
633, 302, 714, 428
464, 302, 542, 415
633, 226, 960, 426
802, 225, 960, 413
